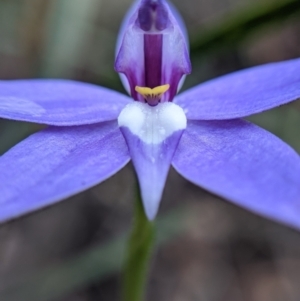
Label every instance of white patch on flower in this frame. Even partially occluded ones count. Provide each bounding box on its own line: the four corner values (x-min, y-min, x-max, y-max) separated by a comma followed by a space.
118, 101, 187, 144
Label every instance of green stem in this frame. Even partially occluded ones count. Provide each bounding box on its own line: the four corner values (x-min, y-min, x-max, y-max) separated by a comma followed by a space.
123, 186, 155, 301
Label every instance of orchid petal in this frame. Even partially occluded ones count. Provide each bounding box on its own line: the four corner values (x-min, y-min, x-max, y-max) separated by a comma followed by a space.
0, 79, 131, 126
0, 121, 130, 222
175, 58, 300, 120
172, 120, 300, 229
118, 101, 186, 219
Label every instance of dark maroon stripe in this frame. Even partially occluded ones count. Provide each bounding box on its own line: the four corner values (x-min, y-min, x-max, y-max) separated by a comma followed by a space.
144, 34, 163, 88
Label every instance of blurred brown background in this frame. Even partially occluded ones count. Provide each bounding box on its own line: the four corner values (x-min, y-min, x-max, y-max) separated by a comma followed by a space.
0, 0, 300, 300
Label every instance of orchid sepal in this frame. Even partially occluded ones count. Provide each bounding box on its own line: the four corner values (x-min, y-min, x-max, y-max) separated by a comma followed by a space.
173, 120, 300, 230
0, 121, 130, 222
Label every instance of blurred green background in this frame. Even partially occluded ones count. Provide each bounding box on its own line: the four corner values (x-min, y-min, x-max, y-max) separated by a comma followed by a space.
0, 0, 300, 300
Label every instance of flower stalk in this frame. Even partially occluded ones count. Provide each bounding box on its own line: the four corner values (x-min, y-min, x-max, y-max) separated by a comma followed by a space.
123, 183, 155, 301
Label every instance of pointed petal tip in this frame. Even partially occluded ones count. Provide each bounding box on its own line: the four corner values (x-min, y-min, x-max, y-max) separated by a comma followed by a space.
143, 196, 159, 221
140, 185, 162, 220
145, 211, 157, 221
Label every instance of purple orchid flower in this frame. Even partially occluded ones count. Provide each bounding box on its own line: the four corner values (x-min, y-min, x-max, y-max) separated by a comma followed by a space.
0, 0, 300, 229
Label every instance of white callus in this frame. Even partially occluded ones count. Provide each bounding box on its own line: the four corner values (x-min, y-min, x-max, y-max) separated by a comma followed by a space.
118, 101, 187, 144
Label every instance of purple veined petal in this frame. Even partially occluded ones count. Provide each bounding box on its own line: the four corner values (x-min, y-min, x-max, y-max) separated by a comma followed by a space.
175, 58, 300, 120
118, 101, 187, 219
0, 121, 130, 222
115, 0, 191, 102
172, 120, 300, 230
0, 79, 131, 126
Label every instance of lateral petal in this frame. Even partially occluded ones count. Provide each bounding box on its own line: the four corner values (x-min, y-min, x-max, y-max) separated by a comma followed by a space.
0, 79, 130, 125
172, 120, 300, 229
175, 58, 300, 120
0, 121, 130, 222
